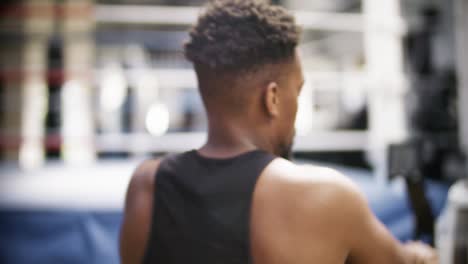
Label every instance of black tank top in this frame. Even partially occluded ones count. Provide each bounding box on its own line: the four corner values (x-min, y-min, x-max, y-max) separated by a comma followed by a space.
143, 149, 275, 264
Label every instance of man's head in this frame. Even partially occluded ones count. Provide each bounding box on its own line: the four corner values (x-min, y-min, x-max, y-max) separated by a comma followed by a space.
185, 0, 303, 158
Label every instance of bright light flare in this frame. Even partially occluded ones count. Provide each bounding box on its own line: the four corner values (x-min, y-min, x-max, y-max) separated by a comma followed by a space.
295, 81, 314, 136
99, 66, 127, 112
145, 103, 170, 136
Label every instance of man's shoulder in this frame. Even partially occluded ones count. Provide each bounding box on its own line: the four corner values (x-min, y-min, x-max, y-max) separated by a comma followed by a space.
127, 158, 162, 195
260, 158, 366, 216
252, 158, 369, 255
264, 158, 360, 195
120, 158, 163, 264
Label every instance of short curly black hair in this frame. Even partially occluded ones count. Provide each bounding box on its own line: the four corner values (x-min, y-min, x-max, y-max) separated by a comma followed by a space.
185, 0, 301, 72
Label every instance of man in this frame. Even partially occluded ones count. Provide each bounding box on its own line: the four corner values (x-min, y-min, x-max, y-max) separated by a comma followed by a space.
120, 0, 438, 263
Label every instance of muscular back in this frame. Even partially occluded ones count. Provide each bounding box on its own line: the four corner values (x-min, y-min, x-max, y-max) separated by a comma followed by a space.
251, 159, 351, 263
120, 157, 435, 264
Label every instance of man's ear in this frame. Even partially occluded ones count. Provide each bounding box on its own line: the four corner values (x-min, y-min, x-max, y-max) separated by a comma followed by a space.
263, 82, 280, 117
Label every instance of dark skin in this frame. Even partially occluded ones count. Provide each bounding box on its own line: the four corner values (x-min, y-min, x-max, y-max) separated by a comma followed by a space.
120, 52, 438, 264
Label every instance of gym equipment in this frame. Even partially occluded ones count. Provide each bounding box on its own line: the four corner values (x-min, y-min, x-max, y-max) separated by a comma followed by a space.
436, 180, 468, 264
389, 141, 436, 244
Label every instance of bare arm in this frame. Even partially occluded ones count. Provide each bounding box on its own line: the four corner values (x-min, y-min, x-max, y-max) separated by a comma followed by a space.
119, 159, 161, 264
335, 174, 437, 264
343, 184, 409, 263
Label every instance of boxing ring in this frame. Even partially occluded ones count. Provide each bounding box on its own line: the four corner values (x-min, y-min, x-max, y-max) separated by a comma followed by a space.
0, 160, 449, 264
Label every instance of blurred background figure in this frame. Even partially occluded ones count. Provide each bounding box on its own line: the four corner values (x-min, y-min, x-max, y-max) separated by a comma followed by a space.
0, 0, 466, 263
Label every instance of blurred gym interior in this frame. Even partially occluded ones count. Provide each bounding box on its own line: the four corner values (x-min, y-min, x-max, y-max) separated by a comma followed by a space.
0, 0, 467, 263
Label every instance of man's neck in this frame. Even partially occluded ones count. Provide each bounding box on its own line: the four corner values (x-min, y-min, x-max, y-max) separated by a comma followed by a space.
198, 120, 273, 158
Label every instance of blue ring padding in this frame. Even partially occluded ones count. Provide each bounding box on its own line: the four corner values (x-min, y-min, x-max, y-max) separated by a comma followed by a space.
0, 211, 122, 264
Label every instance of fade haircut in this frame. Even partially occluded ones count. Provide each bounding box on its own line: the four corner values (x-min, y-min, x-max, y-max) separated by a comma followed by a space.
185, 0, 301, 73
